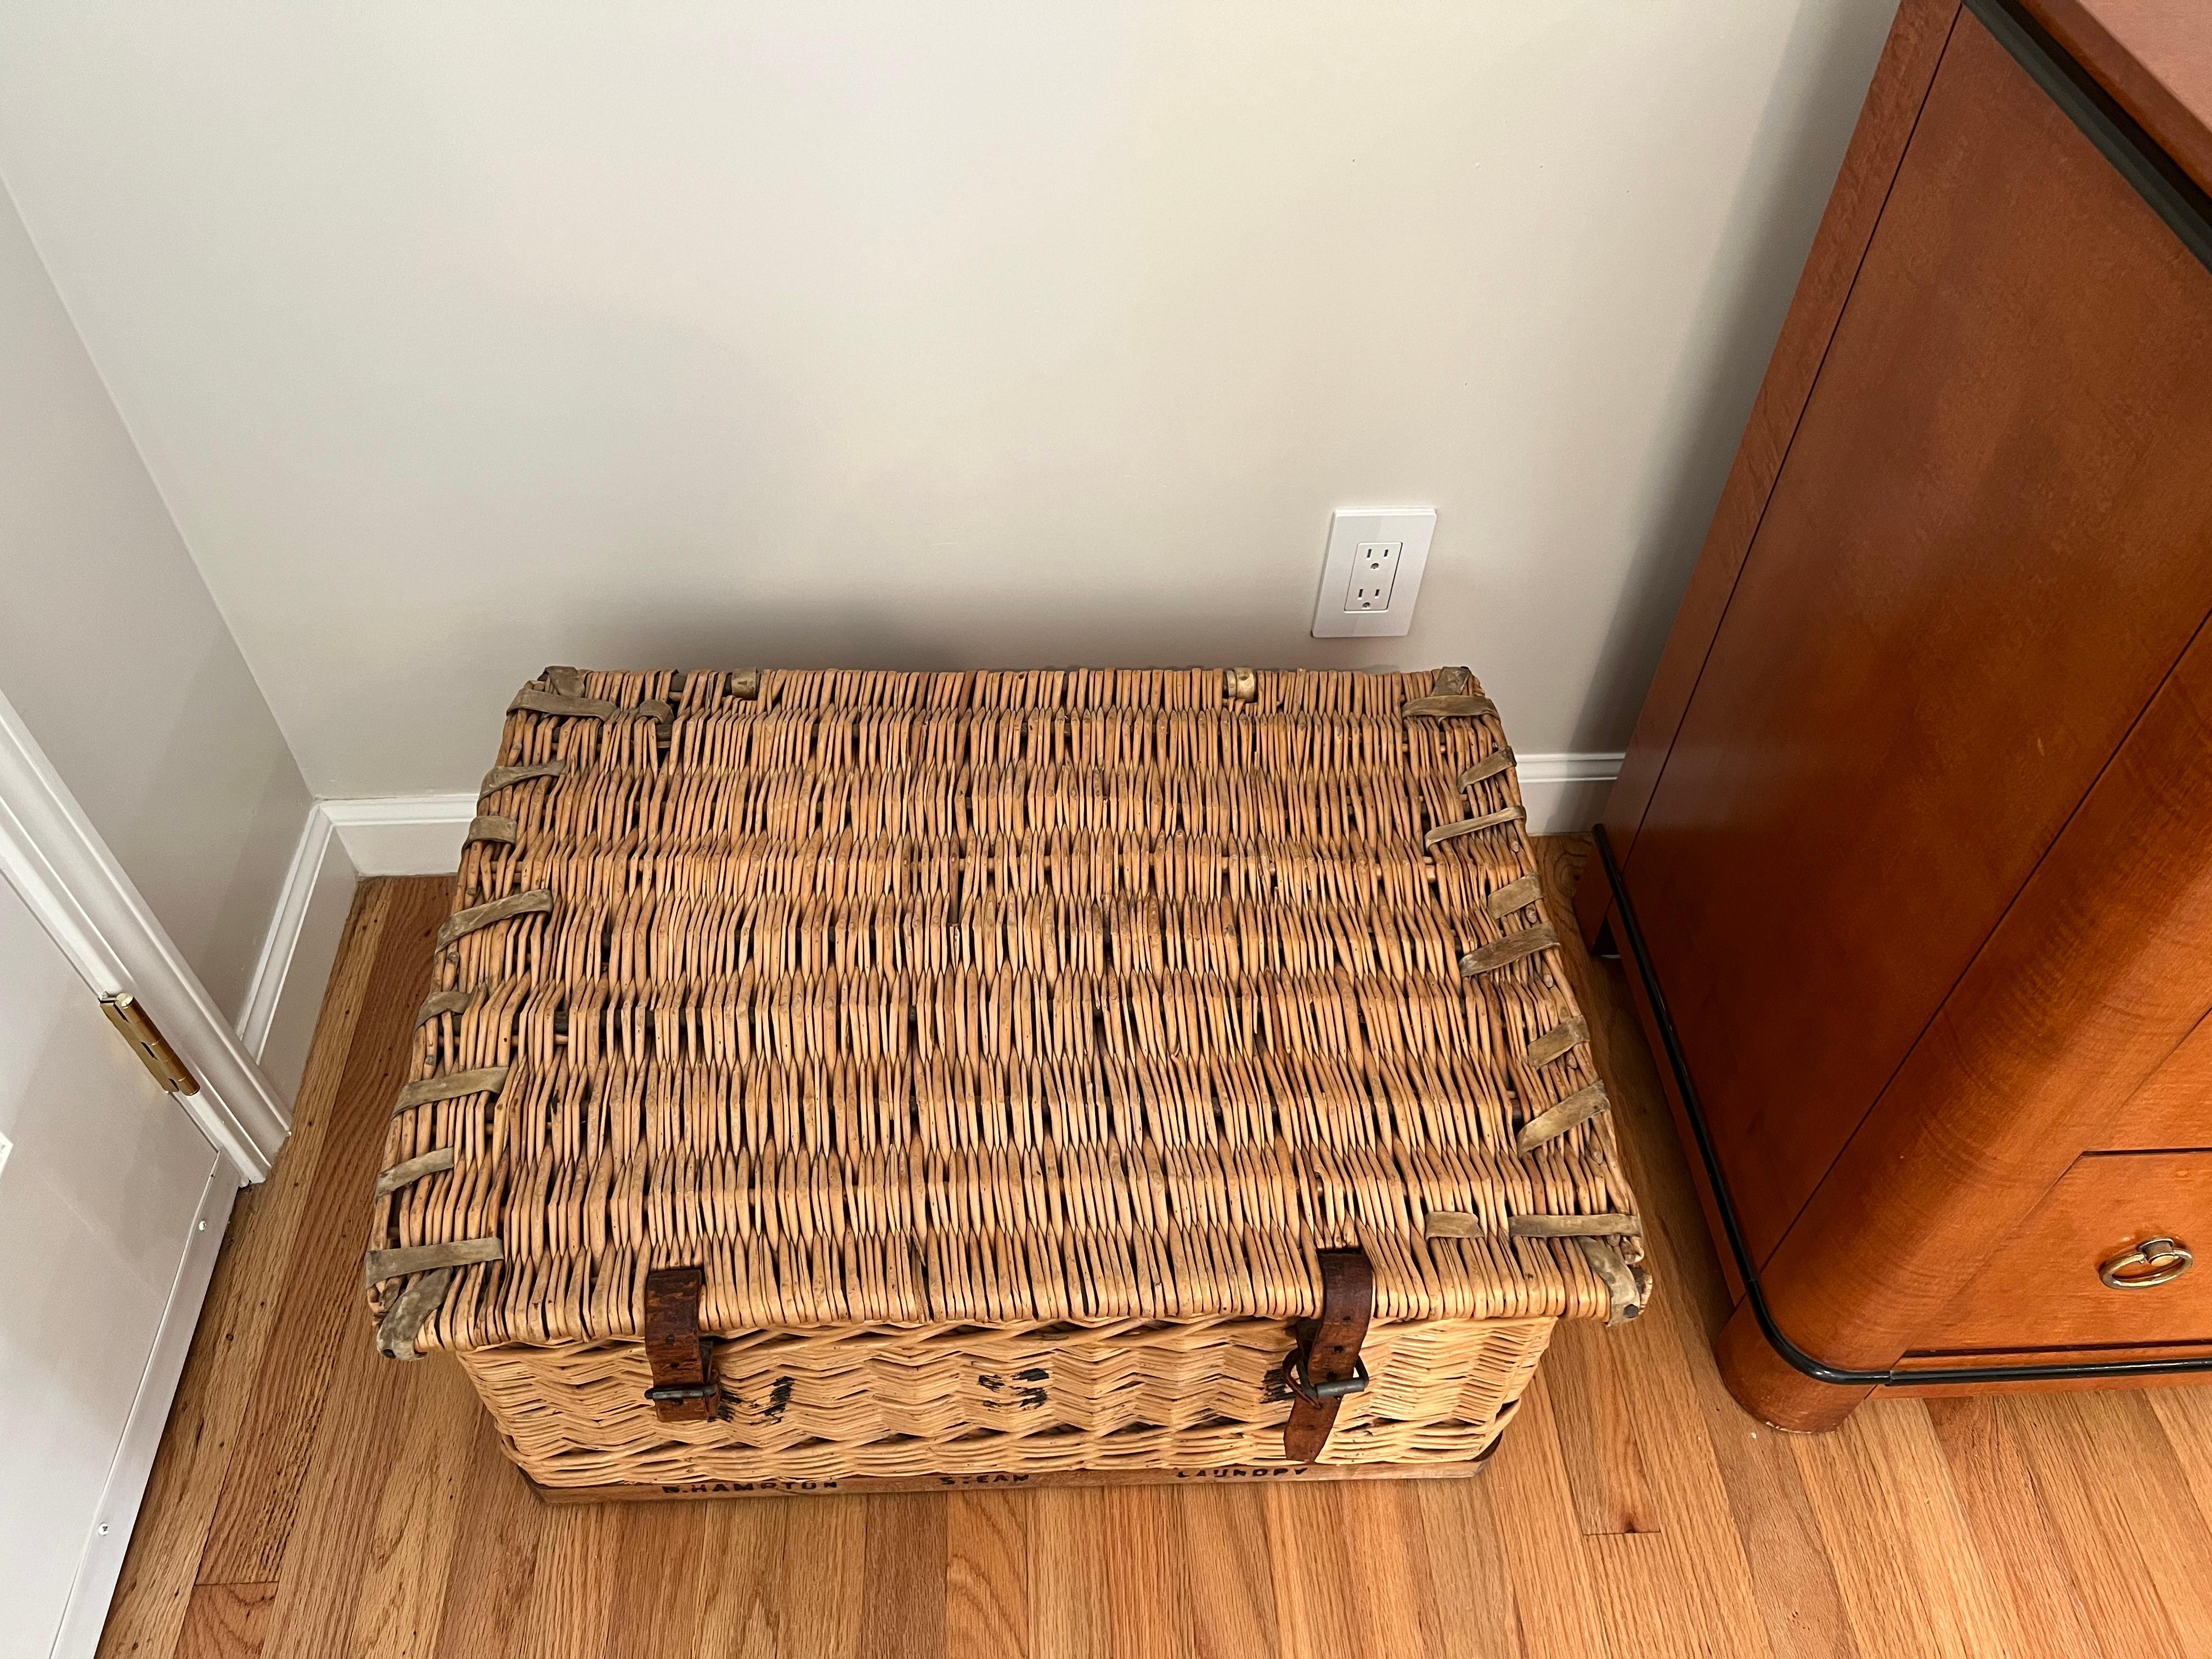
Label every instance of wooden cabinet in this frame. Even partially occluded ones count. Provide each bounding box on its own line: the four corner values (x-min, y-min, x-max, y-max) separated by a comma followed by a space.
1582, 0, 2212, 1429
1919, 1154, 2212, 1353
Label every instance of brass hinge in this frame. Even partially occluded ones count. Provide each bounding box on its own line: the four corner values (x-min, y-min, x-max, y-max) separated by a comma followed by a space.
99, 994, 201, 1096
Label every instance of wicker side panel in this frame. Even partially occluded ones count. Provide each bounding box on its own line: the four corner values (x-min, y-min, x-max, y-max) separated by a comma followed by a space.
460, 1314, 1553, 1488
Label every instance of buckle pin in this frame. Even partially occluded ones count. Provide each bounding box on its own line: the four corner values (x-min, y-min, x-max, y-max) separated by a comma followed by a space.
1286, 1351, 1370, 1405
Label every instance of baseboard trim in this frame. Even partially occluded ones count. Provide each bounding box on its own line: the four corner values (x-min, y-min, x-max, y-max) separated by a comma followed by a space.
1517, 752, 1623, 836
321, 793, 476, 876
236, 805, 359, 1099
239, 791, 471, 1104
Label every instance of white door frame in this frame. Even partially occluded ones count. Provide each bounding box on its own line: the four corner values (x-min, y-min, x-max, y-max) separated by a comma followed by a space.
0, 686, 289, 1181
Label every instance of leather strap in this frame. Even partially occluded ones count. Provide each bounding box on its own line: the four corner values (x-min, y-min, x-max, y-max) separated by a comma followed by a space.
415, 988, 472, 1027
1283, 1248, 1373, 1463
1524, 1015, 1588, 1070
362, 1236, 504, 1287
479, 760, 566, 799
391, 1065, 510, 1118
1402, 693, 1499, 720
436, 889, 554, 950
1514, 1081, 1610, 1153
509, 686, 674, 724
375, 1266, 457, 1362
1457, 748, 1515, 789
375, 1146, 457, 1197
1460, 922, 1558, 978
1425, 803, 1526, 849
644, 1266, 720, 1424
1483, 874, 1543, 918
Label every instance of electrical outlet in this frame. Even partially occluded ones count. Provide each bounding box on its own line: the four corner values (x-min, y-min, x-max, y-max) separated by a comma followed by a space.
1344, 542, 1402, 612
1312, 509, 1436, 638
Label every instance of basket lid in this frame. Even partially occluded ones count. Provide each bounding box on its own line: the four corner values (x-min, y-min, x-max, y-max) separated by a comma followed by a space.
366, 667, 1644, 1356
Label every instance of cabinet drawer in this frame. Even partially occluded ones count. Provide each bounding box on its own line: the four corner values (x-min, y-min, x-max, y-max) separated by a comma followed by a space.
1917, 1153, 2212, 1354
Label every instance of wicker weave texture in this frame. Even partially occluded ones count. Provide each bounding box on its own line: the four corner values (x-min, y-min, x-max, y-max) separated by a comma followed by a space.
368, 665, 1643, 1480
379, 669, 1637, 1340
462, 1313, 1553, 1488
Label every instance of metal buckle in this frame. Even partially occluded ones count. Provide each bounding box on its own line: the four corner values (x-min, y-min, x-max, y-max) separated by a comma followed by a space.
644, 1382, 719, 1403
1286, 1350, 1370, 1405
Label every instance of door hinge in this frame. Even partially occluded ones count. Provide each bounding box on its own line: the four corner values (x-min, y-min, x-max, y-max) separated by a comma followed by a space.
99, 994, 200, 1096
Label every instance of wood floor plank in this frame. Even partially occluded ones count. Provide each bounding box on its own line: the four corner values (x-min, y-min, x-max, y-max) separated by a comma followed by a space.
96, 885, 389, 1659
947, 1492, 1029, 1659
506, 1505, 624, 1659
343, 1357, 495, 1659
693, 1500, 783, 1659
1261, 1486, 1361, 1659
1412, 1470, 1522, 1659
175, 1583, 275, 1659
1664, 1339, 1857, 1659
1031, 1489, 1110, 1659
2147, 1384, 2212, 1525
1565, 1288, 1775, 1658
860, 1495, 948, 1659
2008, 1390, 2212, 1658
1104, 1487, 1194, 1659
426, 1415, 545, 1659
1175, 1486, 1278, 1659
1338, 1482, 1443, 1659
199, 879, 452, 1584
252, 1289, 415, 1659
777, 1493, 866, 1659
1791, 1401, 2018, 1659
1476, 1378, 1615, 1659
1926, 1397, 2106, 1659
602, 1506, 712, 1659
1582, 1532, 1737, 1659
1541, 1322, 1658, 1537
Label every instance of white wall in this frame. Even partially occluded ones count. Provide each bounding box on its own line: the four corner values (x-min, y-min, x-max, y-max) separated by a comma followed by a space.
0, 179, 319, 1079
0, 0, 1895, 798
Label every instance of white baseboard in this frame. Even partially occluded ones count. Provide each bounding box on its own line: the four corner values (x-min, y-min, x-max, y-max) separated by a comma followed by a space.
236, 806, 359, 1101
321, 793, 477, 876
234, 793, 474, 1106
1518, 752, 1623, 836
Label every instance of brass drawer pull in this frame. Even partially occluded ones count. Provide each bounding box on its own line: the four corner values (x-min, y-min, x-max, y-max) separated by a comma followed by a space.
2100, 1237, 2193, 1290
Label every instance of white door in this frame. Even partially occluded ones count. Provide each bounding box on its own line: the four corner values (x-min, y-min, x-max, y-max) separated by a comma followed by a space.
0, 867, 235, 1659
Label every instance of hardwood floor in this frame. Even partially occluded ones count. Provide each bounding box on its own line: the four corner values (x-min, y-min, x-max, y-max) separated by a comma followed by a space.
97, 839, 2212, 1658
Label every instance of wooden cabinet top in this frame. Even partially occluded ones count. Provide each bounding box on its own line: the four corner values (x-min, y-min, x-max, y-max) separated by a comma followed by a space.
2029, 0, 2212, 187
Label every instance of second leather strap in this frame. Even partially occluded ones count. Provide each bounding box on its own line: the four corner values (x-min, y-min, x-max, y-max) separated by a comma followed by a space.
1283, 1248, 1374, 1462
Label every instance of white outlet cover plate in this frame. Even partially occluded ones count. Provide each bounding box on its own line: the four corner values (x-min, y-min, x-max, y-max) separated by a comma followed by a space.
1310, 507, 1437, 638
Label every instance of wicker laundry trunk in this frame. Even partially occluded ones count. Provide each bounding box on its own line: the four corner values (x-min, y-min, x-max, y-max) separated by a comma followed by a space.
365, 665, 1647, 1497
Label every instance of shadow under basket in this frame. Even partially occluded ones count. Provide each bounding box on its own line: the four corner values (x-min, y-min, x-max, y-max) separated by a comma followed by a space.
366, 665, 1648, 1498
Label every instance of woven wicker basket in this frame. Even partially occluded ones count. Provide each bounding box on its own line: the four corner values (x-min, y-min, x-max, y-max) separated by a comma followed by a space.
365, 666, 1646, 1497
